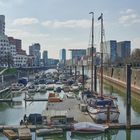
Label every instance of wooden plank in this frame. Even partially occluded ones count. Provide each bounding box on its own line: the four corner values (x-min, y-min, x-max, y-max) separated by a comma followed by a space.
18, 128, 32, 140
3, 129, 18, 139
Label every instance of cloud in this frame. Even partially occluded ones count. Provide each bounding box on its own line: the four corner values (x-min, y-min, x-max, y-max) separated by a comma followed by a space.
13, 17, 39, 25
132, 37, 140, 50
0, 0, 24, 6
6, 28, 49, 38
42, 19, 99, 29
120, 9, 134, 14
119, 9, 140, 26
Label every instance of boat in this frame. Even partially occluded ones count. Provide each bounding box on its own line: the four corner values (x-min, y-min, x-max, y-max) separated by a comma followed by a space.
36, 128, 63, 136
87, 98, 120, 122
87, 13, 120, 123
66, 92, 75, 98
39, 84, 47, 93
11, 83, 24, 92
71, 122, 108, 134
71, 83, 79, 91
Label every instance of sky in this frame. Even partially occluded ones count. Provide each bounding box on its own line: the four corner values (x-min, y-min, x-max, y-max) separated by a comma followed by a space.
0, 0, 140, 59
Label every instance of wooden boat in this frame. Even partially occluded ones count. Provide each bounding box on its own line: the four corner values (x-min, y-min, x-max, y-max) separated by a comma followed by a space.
71, 122, 108, 134
87, 13, 120, 123
87, 98, 120, 122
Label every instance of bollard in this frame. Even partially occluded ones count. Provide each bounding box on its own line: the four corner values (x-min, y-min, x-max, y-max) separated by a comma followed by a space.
126, 64, 131, 129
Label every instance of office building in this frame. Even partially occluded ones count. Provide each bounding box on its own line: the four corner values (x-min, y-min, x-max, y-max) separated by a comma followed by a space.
43, 50, 48, 66
59, 48, 66, 65
0, 15, 5, 36
103, 40, 117, 64
117, 41, 131, 61
29, 43, 41, 67
86, 47, 96, 56
8, 37, 26, 55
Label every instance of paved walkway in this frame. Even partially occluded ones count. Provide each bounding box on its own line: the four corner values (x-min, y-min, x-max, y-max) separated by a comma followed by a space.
45, 95, 93, 123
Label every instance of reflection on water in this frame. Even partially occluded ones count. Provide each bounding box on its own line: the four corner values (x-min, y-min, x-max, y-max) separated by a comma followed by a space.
0, 91, 48, 125
103, 82, 140, 124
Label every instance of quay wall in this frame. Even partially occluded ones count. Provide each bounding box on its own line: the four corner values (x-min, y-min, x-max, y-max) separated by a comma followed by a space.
76, 65, 140, 94
99, 67, 140, 95
103, 67, 140, 87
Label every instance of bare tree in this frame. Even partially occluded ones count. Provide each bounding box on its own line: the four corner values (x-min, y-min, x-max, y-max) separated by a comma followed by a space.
130, 48, 140, 67
1, 52, 14, 68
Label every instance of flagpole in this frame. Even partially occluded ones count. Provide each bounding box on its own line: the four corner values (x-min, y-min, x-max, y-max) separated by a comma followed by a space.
89, 12, 94, 94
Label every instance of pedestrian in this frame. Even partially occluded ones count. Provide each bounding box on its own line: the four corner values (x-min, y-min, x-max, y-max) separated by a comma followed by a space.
20, 120, 23, 125
24, 114, 27, 122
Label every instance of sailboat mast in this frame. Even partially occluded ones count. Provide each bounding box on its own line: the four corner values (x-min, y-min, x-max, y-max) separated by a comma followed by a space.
100, 13, 103, 97
89, 12, 94, 94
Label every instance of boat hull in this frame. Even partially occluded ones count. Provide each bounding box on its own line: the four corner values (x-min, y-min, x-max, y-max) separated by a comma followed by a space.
88, 106, 120, 122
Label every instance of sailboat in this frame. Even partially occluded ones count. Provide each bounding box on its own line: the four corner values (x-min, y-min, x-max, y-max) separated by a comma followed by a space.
86, 13, 120, 123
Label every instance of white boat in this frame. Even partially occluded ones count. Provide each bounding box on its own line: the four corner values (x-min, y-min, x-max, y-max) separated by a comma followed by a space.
46, 84, 54, 90
39, 85, 46, 93
87, 98, 120, 122
27, 85, 37, 93
71, 83, 79, 91
36, 128, 63, 136
72, 122, 108, 134
11, 83, 24, 92
66, 92, 75, 98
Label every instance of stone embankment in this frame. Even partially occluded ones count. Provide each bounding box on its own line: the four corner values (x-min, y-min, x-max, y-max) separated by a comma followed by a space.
101, 67, 140, 95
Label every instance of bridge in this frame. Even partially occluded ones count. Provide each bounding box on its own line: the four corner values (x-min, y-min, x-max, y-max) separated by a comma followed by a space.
17, 65, 57, 72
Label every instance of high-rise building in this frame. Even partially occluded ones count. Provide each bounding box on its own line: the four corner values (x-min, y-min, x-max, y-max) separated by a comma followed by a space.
8, 37, 26, 55
29, 43, 41, 67
43, 50, 48, 66
86, 47, 96, 56
0, 15, 27, 68
117, 41, 131, 61
70, 49, 86, 59
69, 49, 86, 65
103, 40, 117, 64
59, 49, 66, 65
0, 15, 5, 36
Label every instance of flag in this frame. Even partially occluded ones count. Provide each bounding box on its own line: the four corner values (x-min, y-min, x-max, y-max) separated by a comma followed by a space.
98, 15, 101, 20
98, 13, 103, 20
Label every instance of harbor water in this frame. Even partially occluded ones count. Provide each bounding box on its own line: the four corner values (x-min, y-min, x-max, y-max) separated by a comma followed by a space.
0, 69, 140, 139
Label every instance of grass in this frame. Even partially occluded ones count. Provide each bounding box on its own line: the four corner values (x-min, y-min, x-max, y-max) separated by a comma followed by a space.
3, 68, 17, 75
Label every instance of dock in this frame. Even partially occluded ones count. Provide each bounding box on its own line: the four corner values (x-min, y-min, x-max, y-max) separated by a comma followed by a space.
18, 128, 32, 140
24, 98, 48, 102
0, 99, 13, 102
44, 95, 93, 123
3, 129, 18, 139
0, 87, 10, 94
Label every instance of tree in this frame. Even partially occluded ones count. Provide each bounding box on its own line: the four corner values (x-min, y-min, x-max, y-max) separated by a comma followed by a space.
1, 52, 14, 68
130, 48, 140, 67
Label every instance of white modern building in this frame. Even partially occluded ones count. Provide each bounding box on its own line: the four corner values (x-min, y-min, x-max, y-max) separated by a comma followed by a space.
0, 15, 5, 36
13, 54, 28, 68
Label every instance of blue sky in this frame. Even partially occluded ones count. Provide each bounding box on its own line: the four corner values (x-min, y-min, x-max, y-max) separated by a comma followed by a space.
0, 0, 140, 59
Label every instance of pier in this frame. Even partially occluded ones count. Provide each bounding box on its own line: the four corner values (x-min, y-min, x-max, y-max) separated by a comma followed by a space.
24, 98, 48, 102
